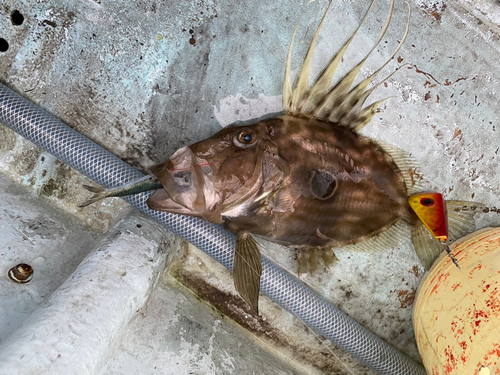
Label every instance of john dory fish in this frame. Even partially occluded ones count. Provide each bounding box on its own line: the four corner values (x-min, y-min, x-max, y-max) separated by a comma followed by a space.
81, 0, 481, 313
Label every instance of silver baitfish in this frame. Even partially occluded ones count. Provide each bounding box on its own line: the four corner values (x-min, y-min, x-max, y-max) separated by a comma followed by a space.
81, 0, 481, 313
79, 175, 162, 207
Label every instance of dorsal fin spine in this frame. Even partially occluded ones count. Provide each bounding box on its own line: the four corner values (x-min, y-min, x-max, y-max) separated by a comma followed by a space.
291, 1, 333, 113
312, 0, 394, 119
298, 0, 378, 115
284, 0, 412, 133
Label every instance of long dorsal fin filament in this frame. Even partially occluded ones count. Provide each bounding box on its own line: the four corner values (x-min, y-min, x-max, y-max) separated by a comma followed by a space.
290, 1, 333, 114
297, 0, 377, 115
283, 0, 411, 132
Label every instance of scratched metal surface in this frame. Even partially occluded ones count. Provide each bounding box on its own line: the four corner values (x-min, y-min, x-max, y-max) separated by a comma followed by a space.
1, 0, 499, 373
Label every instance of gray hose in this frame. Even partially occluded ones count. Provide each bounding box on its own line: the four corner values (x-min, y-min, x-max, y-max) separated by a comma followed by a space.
0, 83, 426, 375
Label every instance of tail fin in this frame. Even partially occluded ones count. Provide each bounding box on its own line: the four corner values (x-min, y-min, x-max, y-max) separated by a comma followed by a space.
283, 0, 411, 132
446, 201, 483, 242
79, 185, 107, 207
411, 200, 483, 270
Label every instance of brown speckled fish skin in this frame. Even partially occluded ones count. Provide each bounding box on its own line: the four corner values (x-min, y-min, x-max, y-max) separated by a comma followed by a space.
223, 115, 421, 247
147, 114, 420, 248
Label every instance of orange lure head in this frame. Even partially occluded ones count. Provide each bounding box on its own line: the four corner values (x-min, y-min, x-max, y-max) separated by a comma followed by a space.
408, 192, 448, 242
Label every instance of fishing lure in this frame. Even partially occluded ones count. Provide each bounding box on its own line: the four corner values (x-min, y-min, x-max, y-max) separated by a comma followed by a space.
409, 192, 462, 268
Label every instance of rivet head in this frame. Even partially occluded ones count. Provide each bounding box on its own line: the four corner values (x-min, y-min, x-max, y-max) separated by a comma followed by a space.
8, 263, 33, 284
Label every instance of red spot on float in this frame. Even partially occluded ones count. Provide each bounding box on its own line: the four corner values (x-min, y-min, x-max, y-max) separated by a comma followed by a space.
431, 283, 440, 295
483, 343, 500, 366
444, 346, 458, 373
452, 283, 462, 291
469, 263, 483, 277
467, 304, 489, 335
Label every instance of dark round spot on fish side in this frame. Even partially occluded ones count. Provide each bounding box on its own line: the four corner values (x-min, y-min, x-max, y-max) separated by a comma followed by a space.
11, 10, 24, 26
309, 170, 338, 200
421, 197, 434, 206
0, 38, 9, 52
189, 37, 196, 45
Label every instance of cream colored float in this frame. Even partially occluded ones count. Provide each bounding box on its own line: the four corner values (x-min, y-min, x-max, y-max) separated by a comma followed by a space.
413, 227, 500, 375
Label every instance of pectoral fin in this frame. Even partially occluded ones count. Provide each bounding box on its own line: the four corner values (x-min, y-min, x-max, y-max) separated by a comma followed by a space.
233, 233, 262, 314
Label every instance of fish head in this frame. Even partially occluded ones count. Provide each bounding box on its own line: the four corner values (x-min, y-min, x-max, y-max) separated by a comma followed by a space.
147, 120, 289, 223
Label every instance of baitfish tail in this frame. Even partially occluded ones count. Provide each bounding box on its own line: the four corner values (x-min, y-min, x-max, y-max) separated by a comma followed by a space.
79, 185, 109, 207
79, 175, 163, 207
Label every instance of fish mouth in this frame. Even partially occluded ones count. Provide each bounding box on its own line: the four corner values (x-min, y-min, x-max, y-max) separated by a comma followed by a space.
146, 144, 273, 224
146, 188, 194, 215
146, 146, 224, 223
148, 188, 225, 222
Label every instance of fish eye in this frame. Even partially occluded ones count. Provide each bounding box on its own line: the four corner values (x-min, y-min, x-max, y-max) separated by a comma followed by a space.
420, 197, 434, 206
241, 133, 253, 143
233, 128, 257, 148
